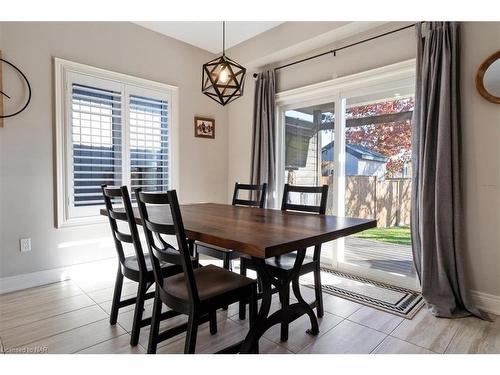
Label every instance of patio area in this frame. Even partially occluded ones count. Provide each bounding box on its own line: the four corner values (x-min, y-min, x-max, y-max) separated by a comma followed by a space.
343, 237, 416, 279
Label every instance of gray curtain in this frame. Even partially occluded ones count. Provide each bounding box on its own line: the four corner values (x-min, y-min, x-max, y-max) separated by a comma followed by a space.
411, 22, 485, 319
251, 70, 276, 207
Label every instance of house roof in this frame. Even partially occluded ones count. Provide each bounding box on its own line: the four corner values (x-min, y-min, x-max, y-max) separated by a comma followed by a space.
321, 141, 388, 163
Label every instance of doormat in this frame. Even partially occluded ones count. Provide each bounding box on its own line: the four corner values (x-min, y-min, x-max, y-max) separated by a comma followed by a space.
301, 268, 424, 319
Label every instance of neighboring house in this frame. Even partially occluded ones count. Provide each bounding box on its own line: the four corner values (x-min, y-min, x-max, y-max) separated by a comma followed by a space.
321, 141, 388, 179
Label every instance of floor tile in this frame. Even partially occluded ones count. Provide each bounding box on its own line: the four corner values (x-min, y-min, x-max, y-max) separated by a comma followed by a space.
347, 306, 404, 334
321, 293, 363, 318
299, 320, 386, 354
0, 293, 95, 331
390, 308, 459, 353
72, 278, 128, 294
445, 316, 500, 354
85, 283, 140, 304
259, 337, 293, 354
77, 334, 145, 354
263, 312, 343, 353
98, 300, 137, 315
0, 305, 108, 349
156, 318, 249, 354
0, 281, 82, 305
25, 319, 125, 354
372, 336, 435, 354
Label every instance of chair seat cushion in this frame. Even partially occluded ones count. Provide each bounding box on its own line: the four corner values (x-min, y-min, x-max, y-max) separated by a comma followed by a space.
123, 253, 174, 273
163, 264, 255, 302
265, 251, 314, 271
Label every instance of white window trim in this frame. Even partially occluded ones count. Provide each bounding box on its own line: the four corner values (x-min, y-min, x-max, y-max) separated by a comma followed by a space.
54, 58, 179, 228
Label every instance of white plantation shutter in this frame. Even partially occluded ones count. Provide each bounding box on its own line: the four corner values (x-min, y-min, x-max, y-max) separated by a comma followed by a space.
71, 83, 123, 207
56, 59, 178, 226
129, 94, 169, 193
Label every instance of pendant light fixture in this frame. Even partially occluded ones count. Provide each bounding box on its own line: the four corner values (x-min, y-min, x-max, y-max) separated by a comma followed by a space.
202, 21, 246, 106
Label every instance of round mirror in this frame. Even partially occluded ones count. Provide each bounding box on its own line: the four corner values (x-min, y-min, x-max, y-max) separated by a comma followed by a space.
476, 51, 500, 104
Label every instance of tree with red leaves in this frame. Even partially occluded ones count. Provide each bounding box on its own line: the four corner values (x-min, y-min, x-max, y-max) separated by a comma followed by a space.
345, 97, 414, 177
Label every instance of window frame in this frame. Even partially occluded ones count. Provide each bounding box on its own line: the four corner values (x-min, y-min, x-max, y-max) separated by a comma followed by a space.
54, 58, 179, 228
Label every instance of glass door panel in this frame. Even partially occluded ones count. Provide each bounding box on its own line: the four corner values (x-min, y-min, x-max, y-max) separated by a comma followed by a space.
336, 87, 417, 288
283, 102, 335, 213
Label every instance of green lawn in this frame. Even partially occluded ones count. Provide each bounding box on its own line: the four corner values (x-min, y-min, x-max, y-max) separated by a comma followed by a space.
354, 226, 411, 246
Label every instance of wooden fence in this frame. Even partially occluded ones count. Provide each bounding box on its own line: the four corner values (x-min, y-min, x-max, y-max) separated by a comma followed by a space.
320, 175, 411, 228
344, 175, 411, 228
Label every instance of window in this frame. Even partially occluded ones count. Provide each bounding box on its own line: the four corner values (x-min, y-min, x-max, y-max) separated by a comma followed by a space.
55, 59, 179, 227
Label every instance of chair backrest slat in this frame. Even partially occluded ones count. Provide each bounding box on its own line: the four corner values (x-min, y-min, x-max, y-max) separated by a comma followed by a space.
114, 231, 133, 244
231, 182, 267, 208
101, 185, 146, 272
233, 198, 260, 207
108, 210, 128, 221
284, 203, 322, 214
281, 184, 329, 215
135, 189, 201, 305
144, 220, 177, 236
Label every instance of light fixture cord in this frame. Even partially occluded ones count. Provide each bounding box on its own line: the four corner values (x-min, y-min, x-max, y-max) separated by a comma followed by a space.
222, 21, 225, 56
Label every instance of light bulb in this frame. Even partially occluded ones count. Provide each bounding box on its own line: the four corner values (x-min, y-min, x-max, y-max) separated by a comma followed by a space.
218, 67, 229, 84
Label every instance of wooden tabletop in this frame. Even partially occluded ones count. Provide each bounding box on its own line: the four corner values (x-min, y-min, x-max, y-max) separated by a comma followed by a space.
100, 203, 376, 259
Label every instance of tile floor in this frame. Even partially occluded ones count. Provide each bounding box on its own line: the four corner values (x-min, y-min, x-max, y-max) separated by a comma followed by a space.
1, 259, 499, 354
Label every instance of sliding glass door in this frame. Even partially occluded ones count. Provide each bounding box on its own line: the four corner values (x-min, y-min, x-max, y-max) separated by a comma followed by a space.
337, 88, 416, 288
276, 61, 418, 289
281, 102, 335, 212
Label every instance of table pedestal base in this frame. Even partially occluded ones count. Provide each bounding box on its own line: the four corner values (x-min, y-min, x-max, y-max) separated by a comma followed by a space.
240, 249, 319, 353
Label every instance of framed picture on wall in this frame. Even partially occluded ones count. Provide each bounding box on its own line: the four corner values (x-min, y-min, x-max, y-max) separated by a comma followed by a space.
194, 116, 215, 139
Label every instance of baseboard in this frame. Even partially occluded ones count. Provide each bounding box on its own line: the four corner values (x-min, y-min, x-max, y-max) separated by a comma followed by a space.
471, 290, 500, 315
0, 267, 71, 294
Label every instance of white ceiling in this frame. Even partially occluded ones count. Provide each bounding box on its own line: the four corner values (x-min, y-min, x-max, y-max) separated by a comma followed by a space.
133, 21, 284, 54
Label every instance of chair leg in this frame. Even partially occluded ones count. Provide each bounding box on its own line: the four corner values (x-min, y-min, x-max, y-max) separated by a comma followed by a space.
185, 314, 199, 354
313, 263, 324, 318
130, 280, 147, 346
147, 289, 162, 354
109, 268, 123, 325
239, 259, 247, 320
209, 310, 218, 335
249, 284, 259, 354
223, 252, 231, 271
222, 253, 230, 310
279, 282, 290, 342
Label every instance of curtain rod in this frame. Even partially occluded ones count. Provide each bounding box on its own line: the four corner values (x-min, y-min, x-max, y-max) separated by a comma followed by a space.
252, 23, 416, 78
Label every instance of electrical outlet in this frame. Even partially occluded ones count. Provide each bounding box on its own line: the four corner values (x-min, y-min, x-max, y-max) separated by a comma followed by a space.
20, 238, 31, 252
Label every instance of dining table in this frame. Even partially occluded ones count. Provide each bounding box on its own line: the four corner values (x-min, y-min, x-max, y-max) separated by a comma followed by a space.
100, 202, 376, 353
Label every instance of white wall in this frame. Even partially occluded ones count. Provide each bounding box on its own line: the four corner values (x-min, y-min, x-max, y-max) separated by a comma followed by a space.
226, 22, 500, 299
461, 22, 500, 299
0, 22, 228, 278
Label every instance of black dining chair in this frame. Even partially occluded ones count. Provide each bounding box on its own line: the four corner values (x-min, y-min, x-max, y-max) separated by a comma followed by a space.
239, 183, 329, 342
195, 182, 267, 272
135, 188, 259, 354
101, 185, 186, 346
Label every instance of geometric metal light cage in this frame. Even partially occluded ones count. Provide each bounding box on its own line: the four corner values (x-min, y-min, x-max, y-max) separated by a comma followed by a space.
201, 22, 246, 106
